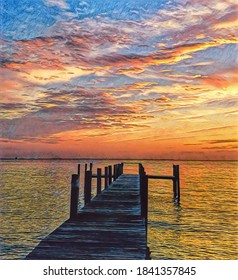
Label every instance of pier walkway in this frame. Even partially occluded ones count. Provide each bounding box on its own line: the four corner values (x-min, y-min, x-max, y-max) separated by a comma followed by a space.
26, 174, 147, 260
26, 162, 180, 260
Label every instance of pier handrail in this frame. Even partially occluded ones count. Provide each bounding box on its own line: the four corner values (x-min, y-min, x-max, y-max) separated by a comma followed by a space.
139, 164, 180, 203
69, 161, 179, 260
138, 162, 180, 259
70, 162, 124, 218
70, 162, 180, 218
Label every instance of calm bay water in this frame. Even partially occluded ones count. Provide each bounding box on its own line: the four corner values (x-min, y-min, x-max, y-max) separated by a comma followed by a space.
0, 159, 237, 260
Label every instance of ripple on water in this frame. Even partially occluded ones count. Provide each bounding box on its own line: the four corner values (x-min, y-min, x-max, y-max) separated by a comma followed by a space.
0, 160, 237, 259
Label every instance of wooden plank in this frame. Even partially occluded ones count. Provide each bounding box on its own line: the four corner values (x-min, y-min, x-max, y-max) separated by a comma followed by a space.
26, 174, 147, 260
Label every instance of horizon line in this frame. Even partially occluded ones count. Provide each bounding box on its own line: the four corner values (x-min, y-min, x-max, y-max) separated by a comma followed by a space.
0, 157, 237, 162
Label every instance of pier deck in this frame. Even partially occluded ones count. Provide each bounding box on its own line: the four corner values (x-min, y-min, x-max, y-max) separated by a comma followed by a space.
26, 174, 147, 260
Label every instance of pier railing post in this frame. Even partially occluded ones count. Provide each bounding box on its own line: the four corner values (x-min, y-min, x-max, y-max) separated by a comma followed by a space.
118, 163, 123, 176
113, 164, 117, 181
77, 164, 81, 176
70, 174, 79, 218
139, 163, 144, 176
144, 174, 148, 243
121, 162, 124, 174
85, 163, 88, 172
139, 164, 148, 252
116, 164, 119, 179
97, 168, 102, 195
105, 166, 109, 189
90, 162, 93, 172
117, 164, 120, 177
176, 165, 180, 202
173, 165, 180, 202
108, 165, 112, 185
173, 165, 176, 200
139, 163, 150, 259
84, 170, 92, 205
140, 169, 148, 219
139, 164, 145, 216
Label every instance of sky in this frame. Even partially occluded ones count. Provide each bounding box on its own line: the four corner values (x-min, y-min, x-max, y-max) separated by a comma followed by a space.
0, 0, 238, 160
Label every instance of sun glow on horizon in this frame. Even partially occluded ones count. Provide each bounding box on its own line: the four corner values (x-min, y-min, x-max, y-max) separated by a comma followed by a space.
1, 0, 238, 160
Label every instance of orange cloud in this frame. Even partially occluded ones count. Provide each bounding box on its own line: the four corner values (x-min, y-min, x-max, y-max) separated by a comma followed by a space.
1, 0, 238, 160
116, 67, 145, 75
200, 68, 238, 89
1, 78, 22, 94
95, 37, 238, 76
214, 18, 238, 30
162, 37, 238, 59
19, 66, 96, 85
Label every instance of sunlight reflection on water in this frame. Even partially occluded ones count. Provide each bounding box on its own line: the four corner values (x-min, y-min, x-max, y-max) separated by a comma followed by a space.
0, 160, 237, 259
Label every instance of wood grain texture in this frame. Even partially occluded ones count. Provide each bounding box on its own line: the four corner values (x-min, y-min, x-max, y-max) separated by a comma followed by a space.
26, 174, 147, 260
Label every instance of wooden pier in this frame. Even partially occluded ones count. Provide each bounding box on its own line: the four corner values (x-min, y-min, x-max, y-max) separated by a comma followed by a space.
26, 162, 180, 260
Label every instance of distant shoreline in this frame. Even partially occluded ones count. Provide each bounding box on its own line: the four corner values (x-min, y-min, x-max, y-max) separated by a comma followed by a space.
0, 158, 237, 162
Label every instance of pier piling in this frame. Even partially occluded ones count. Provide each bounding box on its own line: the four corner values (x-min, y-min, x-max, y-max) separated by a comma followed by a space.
104, 166, 109, 189
108, 165, 112, 185
70, 174, 79, 218
84, 170, 92, 205
97, 168, 102, 195
77, 164, 80, 176
173, 165, 180, 202
27, 161, 181, 260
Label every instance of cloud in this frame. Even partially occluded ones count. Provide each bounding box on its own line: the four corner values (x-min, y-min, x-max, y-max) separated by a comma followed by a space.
213, 9, 238, 30
200, 68, 238, 89
0, 83, 150, 141
202, 146, 237, 150
187, 125, 236, 134
207, 139, 238, 144
0, 66, 26, 98
3, 3, 238, 89
19, 66, 96, 85
44, 0, 68, 9
1, 0, 238, 159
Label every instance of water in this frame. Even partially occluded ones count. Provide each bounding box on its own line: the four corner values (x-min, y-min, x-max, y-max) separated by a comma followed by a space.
0, 159, 237, 260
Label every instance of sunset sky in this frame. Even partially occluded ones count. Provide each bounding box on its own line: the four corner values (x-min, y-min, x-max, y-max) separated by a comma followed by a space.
1, 0, 238, 159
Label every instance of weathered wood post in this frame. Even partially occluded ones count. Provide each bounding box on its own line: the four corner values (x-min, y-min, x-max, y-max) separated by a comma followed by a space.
84, 165, 87, 193
118, 163, 122, 176
139, 163, 150, 259
139, 164, 148, 245
97, 168, 102, 195
90, 162, 93, 172
143, 174, 148, 220
173, 165, 176, 199
176, 165, 180, 202
84, 170, 92, 205
104, 166, 109, 189
70, 174, 79, 218
173, 164, 180, 202
115, 164, 119, 179
108, 165, 112, 185
138, 163, 143, 178
139, 164, 146, 217
113, 164, 117, 181
121, 162, 124, 174
117, 164, 120, 177
77, 163, 81, 176
144, 174, 148, 242
140, 164, 144, 203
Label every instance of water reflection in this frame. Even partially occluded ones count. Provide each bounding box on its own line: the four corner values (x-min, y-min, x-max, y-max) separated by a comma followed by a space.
147, 161, 238, 260
0, 160, 237, 259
